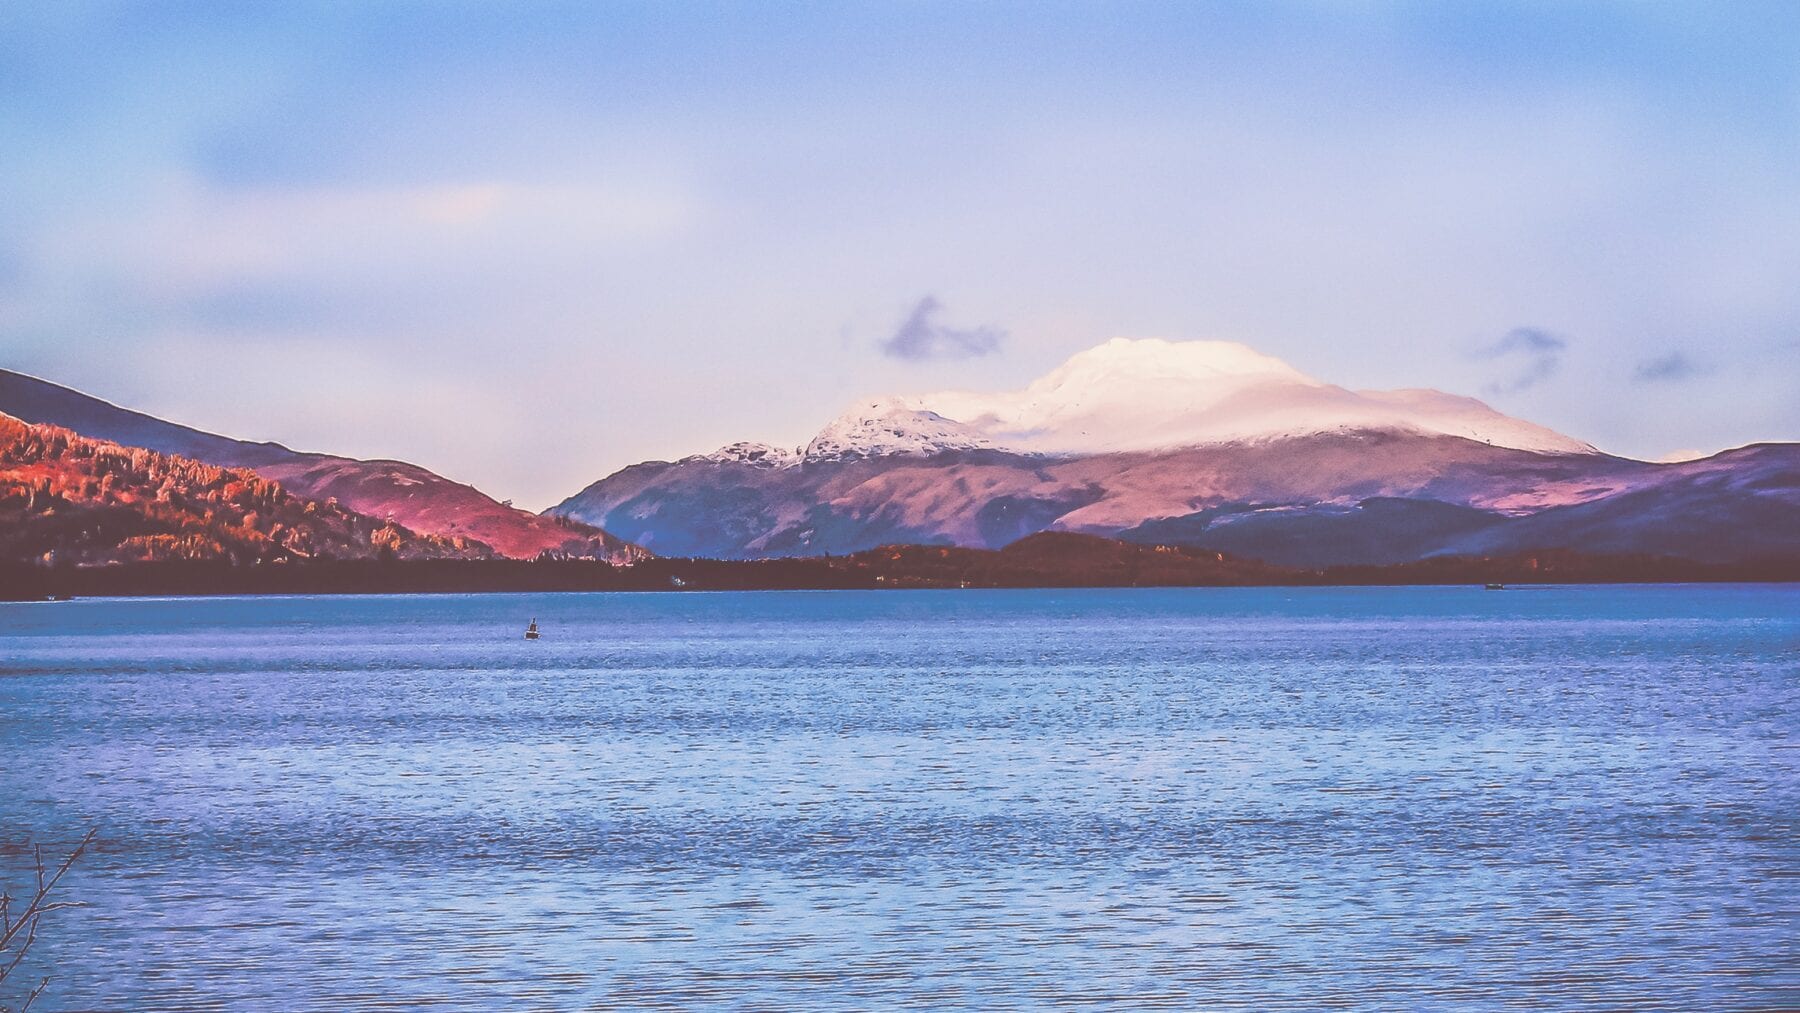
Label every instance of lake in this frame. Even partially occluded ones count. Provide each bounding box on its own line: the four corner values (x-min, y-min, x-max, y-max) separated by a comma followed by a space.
2, 586, 1796, 1010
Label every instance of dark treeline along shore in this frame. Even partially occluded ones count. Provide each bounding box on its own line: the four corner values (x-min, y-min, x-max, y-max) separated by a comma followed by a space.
4, 533, 1795, 600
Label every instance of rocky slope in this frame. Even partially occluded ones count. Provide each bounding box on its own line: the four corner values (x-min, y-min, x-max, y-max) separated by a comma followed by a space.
0, 369, 643, 562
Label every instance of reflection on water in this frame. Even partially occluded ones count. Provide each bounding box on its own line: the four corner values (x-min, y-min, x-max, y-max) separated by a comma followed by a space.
2, 586, 1796, 1010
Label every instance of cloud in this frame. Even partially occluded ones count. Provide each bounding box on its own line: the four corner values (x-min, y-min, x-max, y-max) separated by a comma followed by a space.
1633, 351, 1711, 383
1478, 326, 1567, 393
880, 296, 1005, 361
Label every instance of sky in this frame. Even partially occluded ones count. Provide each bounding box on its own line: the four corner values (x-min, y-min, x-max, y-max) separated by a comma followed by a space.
3, 1, 1798, 509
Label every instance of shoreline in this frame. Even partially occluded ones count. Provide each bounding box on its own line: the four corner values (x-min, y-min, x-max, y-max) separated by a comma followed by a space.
6, 547, 1797, 600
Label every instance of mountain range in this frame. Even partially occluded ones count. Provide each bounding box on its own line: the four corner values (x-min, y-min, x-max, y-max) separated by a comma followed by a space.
548, 339, 1797, 566
4, 337, 1795, 571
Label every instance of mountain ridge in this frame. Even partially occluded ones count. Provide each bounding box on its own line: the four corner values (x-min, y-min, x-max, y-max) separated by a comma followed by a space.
551, 431, 1797, 565
1, 411, 488, 565
547, 338, 1791, 565
0, 369, 643, 562
6, 335, 1793, 572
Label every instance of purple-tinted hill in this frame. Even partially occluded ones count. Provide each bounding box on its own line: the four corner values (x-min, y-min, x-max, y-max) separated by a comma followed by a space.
0, 369, 644, 562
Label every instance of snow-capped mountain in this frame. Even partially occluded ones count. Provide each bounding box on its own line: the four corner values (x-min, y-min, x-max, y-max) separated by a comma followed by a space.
804, 399, 997, 462
683, 442, 801, 468
907, 338, 1594, 456
715, 338, 1594, 464
549, 337, 1794, 564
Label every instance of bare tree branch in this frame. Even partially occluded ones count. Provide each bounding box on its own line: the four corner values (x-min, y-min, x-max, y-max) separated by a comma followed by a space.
0, 829, 96, 953
0, 827, 97, 1010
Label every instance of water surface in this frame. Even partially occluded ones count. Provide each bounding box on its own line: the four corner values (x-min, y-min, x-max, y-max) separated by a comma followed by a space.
2, 586, 1796, 1010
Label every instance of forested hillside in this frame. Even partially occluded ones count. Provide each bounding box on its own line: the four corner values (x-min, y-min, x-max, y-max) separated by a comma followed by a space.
1, 413, 489, 565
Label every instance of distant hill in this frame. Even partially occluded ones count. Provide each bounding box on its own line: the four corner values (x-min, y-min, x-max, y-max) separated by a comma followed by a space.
1, 412, 486, 565
0, 370, 643, 562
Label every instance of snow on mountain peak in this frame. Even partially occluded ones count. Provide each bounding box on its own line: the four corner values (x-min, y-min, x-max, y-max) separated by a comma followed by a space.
1350, 389, 1595, 455
1053, 337, 1315, 385
676, 337, 1594, 467
804, 397, 996, 462
906, 337, 1595, 456
685, 442, 800, 467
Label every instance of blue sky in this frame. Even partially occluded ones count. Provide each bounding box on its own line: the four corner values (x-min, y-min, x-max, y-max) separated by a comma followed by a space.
4, 1, 1798, 507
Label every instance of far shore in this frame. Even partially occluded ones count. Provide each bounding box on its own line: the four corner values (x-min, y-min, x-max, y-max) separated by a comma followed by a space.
5, 537, 1796, 600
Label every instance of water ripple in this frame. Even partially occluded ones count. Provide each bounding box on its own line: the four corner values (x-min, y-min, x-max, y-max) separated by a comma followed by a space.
1, 586, 1796, 1010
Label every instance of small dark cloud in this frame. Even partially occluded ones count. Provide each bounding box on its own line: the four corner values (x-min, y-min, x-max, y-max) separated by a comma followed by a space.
880, 296, 1004, 361
1633, 351, 1711, 383
1478, 326, 1567, 394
